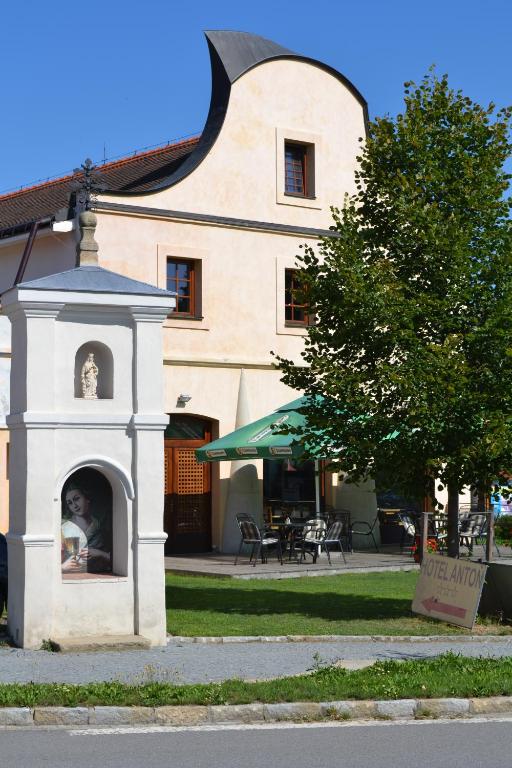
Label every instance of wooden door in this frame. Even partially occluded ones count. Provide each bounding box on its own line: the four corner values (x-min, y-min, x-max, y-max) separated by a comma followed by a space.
164, 419, 212, 554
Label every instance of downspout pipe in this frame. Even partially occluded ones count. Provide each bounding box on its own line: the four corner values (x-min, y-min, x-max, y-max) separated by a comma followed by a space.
13, 220, 40, 286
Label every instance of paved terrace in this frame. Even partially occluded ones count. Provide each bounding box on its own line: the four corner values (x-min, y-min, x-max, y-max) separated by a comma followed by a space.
165, 548, 417, 579
164, 545, 512, 580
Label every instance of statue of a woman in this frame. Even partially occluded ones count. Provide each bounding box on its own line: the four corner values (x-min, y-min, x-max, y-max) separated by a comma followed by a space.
81, 352, 99, 399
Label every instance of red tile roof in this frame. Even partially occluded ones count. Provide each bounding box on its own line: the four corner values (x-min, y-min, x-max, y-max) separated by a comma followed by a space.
0, 136, 200, 235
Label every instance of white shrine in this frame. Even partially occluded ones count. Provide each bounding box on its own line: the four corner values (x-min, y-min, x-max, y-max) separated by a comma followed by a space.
2, 211, 175, 648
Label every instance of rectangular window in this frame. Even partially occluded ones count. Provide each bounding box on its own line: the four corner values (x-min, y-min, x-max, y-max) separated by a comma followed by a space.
285, 268, 309, 326
284, 141, 314, 198
167, 258, 196, 316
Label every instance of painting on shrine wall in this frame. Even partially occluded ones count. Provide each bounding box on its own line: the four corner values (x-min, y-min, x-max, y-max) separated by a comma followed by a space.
61, 468, 113, 576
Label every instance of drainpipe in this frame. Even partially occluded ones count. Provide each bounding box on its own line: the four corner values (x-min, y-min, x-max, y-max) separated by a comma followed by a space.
13, 220, 40, 286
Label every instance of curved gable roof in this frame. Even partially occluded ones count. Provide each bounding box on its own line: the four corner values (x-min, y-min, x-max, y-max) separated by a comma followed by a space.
112, 30, 368, 196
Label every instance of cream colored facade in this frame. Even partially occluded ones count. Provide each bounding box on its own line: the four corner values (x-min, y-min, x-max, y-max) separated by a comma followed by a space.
0, 32, 378, 546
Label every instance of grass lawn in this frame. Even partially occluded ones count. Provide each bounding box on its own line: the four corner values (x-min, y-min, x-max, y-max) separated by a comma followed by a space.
2, 655, 512, 707
165, 571, 511, 637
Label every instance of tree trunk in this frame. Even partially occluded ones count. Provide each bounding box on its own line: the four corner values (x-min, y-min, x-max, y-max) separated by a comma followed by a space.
447, 481, 460, 558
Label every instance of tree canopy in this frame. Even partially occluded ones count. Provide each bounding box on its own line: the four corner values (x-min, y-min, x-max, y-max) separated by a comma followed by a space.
277, 71, 512, 555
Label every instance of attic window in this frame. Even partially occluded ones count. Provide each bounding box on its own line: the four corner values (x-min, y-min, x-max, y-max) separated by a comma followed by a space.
284, 142, 314, 198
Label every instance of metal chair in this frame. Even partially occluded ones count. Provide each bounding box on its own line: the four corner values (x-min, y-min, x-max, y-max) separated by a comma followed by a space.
293, 518, 326, 563
236, 512, 255, 524
350, 516, 379, 552
320, 520, 347, 565
234, 517, 283, 566
459, 512, 500, 556
459, 512, 486, 554
397, 511, 417, 553
398, 511, 447, 555
327, 509, 352, 552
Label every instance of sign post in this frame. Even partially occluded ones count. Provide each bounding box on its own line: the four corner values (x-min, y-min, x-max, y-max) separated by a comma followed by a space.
412, 553, 487, 629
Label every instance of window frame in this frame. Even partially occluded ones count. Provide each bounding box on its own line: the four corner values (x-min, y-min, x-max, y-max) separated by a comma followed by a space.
166, 257, 197, 318
284, 142, 308, 197
158, 245, 209, 331
284, 268, 310, 327
275, 128, 322, 210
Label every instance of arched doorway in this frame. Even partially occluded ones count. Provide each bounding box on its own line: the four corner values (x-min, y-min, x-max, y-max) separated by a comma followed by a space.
164, 415, 212, 554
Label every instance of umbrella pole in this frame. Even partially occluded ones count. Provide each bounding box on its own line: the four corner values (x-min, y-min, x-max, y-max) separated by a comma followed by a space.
315, 460, 321, 518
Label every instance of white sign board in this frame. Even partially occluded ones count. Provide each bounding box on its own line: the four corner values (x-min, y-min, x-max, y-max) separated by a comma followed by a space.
412, 553, 487, 628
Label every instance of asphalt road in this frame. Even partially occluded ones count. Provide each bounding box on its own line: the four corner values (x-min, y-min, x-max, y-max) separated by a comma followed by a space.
0, 638, 511, 684
2, 718, 512, 768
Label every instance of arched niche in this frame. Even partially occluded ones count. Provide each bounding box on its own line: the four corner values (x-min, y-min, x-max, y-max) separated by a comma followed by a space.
74, 341, 113, 399
58, 456, 132, 578
61, 467, 113, 578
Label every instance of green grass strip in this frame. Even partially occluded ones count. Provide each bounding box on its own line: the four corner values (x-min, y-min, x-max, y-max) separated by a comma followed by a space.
165, 572, 510, 636
1, 654, 512, 707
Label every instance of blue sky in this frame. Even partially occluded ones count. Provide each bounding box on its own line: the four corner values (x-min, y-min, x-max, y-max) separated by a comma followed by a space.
1, 0, 510, 195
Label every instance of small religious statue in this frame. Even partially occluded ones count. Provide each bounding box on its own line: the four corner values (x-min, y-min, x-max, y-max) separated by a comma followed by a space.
81, 352, 99, 399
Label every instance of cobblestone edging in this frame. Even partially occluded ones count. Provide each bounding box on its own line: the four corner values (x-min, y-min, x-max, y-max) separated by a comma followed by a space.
2, 697, 512, 728
169, 634, 512, 644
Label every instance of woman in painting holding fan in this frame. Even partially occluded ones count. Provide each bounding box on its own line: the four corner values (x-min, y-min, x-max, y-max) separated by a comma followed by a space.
61, 476, 112, 574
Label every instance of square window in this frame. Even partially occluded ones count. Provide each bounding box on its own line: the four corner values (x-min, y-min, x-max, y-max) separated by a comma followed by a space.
285, 269, 310, 326
167, 258, 196, 316
284, 141, 314, 198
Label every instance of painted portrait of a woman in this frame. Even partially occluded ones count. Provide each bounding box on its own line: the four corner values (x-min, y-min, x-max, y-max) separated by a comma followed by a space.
61, 469, 112, 575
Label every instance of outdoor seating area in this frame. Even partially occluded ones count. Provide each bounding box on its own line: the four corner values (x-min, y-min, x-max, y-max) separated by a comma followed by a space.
385, 506, 501, 559
234, 509, 355, 568
233, 504, 506, 569
164, 503, 512, 580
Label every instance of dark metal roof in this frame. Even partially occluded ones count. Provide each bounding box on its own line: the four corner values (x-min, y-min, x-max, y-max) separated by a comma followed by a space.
0, 138, 198, 237
204, 30, 295, 83
11, 265, 176, 298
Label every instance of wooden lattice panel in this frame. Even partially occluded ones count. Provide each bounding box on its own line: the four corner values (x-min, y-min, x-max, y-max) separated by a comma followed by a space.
176, 449, 205, 495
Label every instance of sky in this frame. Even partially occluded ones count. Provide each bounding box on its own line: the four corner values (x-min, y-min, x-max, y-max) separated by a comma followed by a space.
1, 0, 511, 195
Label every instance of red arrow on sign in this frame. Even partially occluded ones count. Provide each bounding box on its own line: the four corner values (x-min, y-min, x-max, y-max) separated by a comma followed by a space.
421, 596, 467, 620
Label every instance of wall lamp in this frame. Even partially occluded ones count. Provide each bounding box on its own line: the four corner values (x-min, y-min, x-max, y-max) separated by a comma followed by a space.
177, 393, 192, 406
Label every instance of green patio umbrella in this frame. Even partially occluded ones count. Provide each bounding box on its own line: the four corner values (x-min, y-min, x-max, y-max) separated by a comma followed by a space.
195, 396, 324, 515
195, 396, 399, 464
195, 396, 319, 463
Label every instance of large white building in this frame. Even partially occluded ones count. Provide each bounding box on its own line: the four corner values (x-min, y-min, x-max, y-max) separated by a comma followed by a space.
0, 31, 377, 551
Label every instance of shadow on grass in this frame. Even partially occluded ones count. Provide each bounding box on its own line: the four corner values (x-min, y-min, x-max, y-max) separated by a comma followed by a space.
165, 584, 411, 621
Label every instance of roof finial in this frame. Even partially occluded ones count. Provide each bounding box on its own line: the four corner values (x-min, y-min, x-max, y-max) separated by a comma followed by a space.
76, 210, 99, 266
72, 158, 106, 212
72, 157, 105, 266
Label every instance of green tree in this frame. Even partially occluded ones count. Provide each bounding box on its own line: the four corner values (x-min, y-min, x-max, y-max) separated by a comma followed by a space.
277, 71, 512, 557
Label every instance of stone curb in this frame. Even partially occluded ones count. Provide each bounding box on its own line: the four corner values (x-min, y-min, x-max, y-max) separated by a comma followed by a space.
168, 634, 512, 644
1, 697, 512, 728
